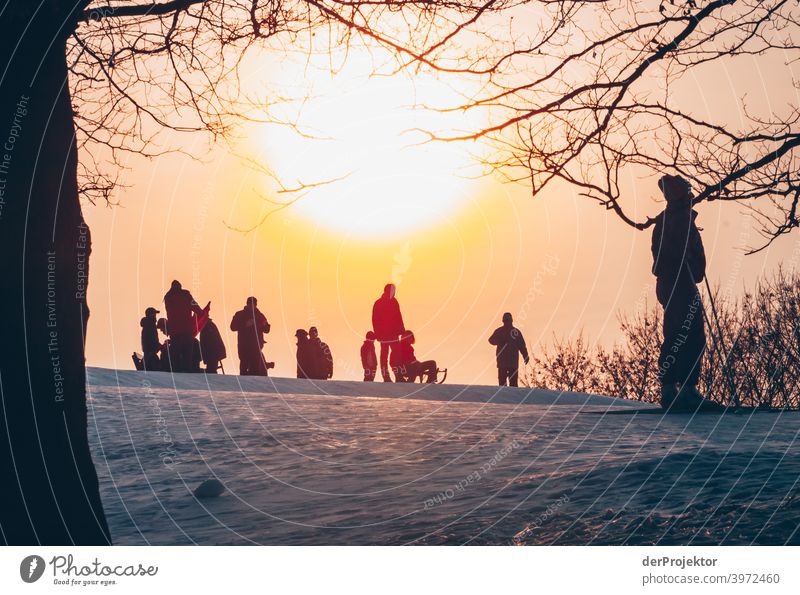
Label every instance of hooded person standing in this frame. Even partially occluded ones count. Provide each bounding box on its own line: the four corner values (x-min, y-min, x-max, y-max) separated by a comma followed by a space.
163, 280, 205, 372
651, 174, 722, 412
372, 283, 405, 382
489, 313, 529, 387
230, 296, 270, 376
140, 307, 162, 371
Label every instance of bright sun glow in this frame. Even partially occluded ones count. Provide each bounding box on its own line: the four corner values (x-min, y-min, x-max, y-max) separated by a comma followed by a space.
253, 48, 485, 238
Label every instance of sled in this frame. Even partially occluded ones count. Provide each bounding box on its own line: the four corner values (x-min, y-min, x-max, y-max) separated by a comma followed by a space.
413, 368, 447, 384
395, 366, 448, 384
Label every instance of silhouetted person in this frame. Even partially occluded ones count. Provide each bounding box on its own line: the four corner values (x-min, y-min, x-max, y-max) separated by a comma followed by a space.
652, 175, 721, 412
361, 331, 378, 382
308, 326, 333, 380
156, 319, 171, 371
200, 318, 227, 373
394, 330, 437, 383
230, 296, 271, 376
295, 329, 314, 379
372, 283, 405, 382
140, 307, 162, 371
489, 312, 529, 387
163, 280, 205, 372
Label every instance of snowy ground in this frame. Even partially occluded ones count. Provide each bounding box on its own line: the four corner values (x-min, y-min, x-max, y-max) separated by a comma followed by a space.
87, 368, 800, 545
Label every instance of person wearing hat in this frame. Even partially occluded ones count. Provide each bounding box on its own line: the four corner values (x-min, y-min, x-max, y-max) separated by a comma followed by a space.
140, 306, 163, 371
295, 329, 314, 379
230, 296, 271, 375
307, 326, 333, 380
488, 312, 529, 387
651, 174, 721, 412
360, 331, 378, 382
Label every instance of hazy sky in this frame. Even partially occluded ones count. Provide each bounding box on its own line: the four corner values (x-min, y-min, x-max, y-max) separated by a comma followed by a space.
82, 41, 800, 386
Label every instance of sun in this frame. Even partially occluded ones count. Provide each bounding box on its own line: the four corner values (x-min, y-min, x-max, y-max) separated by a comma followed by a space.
252, 47, 484, 239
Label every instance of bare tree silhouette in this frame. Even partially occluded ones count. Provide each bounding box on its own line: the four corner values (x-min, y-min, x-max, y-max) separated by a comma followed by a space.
426, 0, 800, 249
0, 0, 506, 545
2, 0, 796, 545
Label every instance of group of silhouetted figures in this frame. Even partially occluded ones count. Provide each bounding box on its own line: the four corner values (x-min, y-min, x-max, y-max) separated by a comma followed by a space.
134, 281, 339, 378
133, 282, 278, 376
133, 280, 529, 386
361, 283, 440, 383
133, 174, 716, 407
132, 281, 451, 383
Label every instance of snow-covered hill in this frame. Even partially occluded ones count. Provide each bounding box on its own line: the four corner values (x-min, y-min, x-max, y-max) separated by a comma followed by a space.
86, 368, 800, 545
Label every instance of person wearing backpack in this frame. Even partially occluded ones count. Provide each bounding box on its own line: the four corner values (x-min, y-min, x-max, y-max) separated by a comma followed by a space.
488, 312, 529, 387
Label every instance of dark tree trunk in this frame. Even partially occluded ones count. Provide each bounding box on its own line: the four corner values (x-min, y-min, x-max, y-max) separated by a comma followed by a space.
0, 2, 110, 544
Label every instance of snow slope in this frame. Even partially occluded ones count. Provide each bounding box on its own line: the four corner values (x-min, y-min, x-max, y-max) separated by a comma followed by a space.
87, 368, 800, 545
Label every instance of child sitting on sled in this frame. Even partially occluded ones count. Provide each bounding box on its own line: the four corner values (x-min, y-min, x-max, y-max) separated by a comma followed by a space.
393, 330, 438, 383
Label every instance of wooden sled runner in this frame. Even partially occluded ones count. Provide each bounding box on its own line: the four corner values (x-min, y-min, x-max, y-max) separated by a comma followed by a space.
430, 368, 448, 384
396, 367, 448, 384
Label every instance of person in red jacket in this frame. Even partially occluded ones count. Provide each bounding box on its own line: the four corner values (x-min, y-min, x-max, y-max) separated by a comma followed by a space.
163, 280, 205, 372
394, 330, 437, 383
371, 283, 405, 382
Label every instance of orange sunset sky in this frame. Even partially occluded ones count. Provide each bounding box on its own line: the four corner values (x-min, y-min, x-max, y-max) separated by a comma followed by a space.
82, 40, 800, 386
